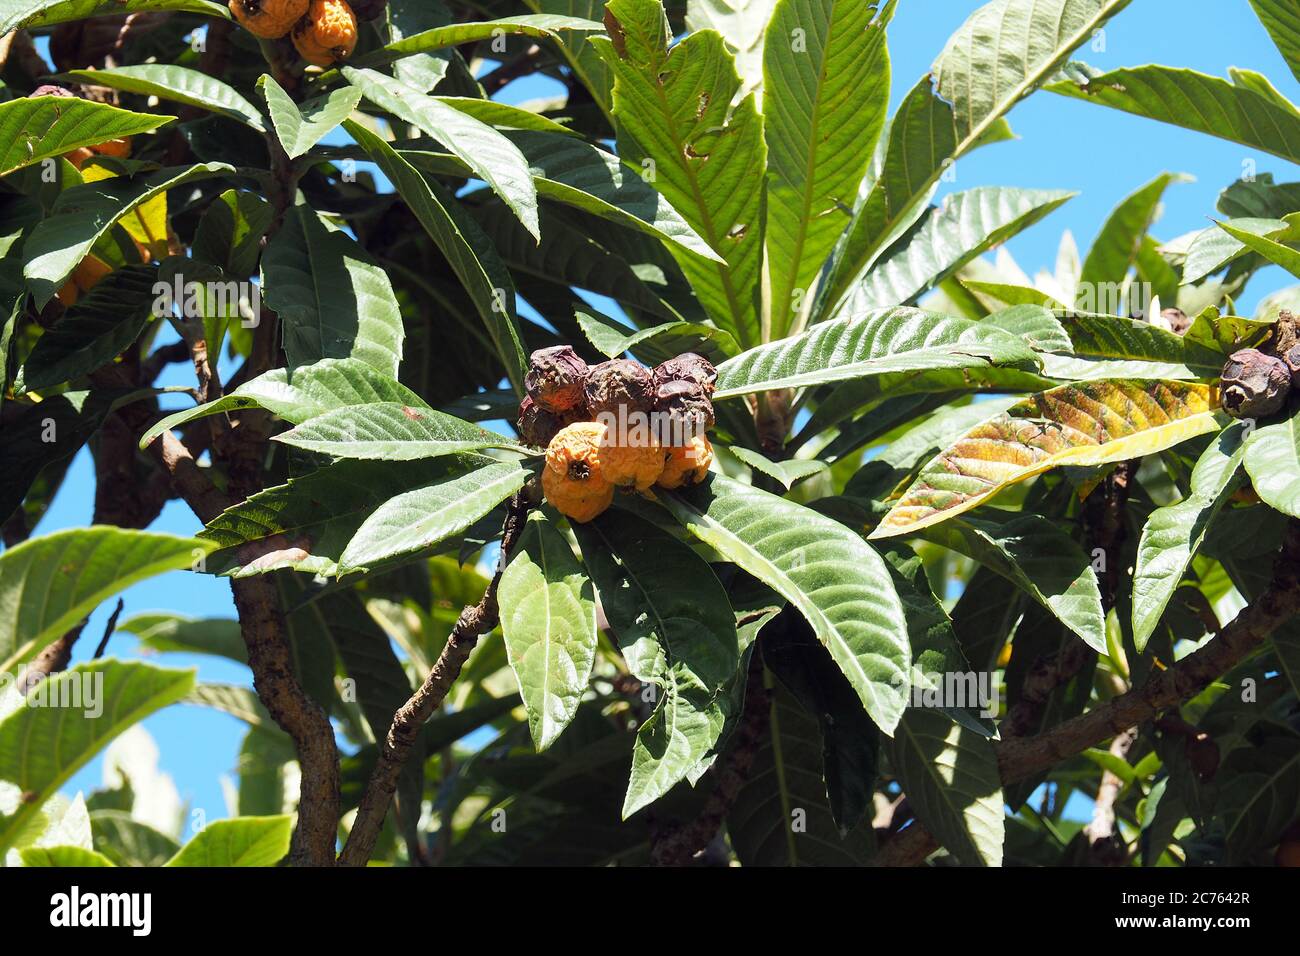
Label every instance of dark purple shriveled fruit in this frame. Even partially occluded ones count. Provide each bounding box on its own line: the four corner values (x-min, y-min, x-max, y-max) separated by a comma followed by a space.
653, 377, 715, 436
30, 84, 74, 98
1284, 343, 1300, 381
524, 345, 588, 413
1220, 348, 1292, 419
517, 396, 575, 448
653, 352, 717, 395
584, 358, 653, 420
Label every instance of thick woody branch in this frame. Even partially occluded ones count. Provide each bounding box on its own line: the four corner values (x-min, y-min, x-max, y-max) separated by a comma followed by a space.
338, 492, 533, 866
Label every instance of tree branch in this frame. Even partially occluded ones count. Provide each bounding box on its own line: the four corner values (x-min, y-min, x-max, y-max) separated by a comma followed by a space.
337, 491, 534, 866
874, 520, 1300, 865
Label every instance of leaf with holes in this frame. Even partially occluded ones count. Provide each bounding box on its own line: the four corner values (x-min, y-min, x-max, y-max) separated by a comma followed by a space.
595, 0, 767, 348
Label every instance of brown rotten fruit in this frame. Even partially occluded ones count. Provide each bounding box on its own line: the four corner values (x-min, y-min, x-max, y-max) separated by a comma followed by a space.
1220, 348, 1291, 419
517, 396, 579, 449
525, 345, 588, 413
653, 352, 717, 395
653, 377, 715, 436
585, 358, 653, 421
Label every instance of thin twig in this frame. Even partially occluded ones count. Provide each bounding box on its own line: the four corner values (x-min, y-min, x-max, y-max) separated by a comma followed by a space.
92, 598, 126, 660
338, 491, 533, 866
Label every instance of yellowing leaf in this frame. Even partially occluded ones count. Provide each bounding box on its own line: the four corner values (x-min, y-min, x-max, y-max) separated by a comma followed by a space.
871, 380, 1225, 537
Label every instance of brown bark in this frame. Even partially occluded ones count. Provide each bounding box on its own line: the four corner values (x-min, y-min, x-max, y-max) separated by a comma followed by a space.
337, 492, 534, 866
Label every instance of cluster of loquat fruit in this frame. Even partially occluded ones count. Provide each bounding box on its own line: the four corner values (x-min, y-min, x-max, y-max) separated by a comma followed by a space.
519, 346, 718, 523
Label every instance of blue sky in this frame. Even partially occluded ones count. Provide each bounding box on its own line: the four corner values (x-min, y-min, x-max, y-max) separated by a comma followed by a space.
35, 0, 1300, 827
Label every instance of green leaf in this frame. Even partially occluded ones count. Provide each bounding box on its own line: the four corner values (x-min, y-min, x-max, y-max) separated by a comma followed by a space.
1055, 312, 1228, 373
686, 0, 778, 98
274, 403, 523, 460
349, 13, 604, 69
879, 542, 994, 735
0, 660, 195, 855
185, 682, 276, 730
0, 390, 122, 522
822, 0, 1132, 311
0, 0, 227, 34
1133, 424, 1247, 651
1250, 0, 1300, 85
140, 357, 427, 449
712, 306, 1039, 398
595, 0, 767, 348
338, 460, 528, 575
920, 511, 1106, 653
192, 188, 273, 280
498, 512, 598, 750
0, 94, 171, 176
23, 163, 233, 307
259, 75, 360, 159
119, 612, 246, 663
344, 67, 539, 240
20, 846, 116, 866
763, 623, 881, 833
1218, 725, 1300, 863
523, 0, 614, 115
727, 685, 875, 865
165, 815, 291, 867
15, 265, 157, 393
762, 0, 893, 336
345, 120, 526, 392
1217, 218, 1300, 279
575, 309, 737, 363
661, 475, 911, 733
1079, 172, 1187, 296
982, 303, 1074, 353
502, 130, 721, 263
262, 205, 404, 377
1049, 63, 1300, 165
89, 810, 179, 866
197, 458, 465, 578
727, 445, 828, 490
436, 97, 577, 136
842, 187, 1074, 313
1243, 412, 1300, 518
886, 708, 1004, 866
572, 509, 739, 816
1182, 217, 1284, 285
0, 528, 212, 673
873, 380, 1225, 537
60, 64, 265, 130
